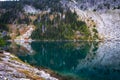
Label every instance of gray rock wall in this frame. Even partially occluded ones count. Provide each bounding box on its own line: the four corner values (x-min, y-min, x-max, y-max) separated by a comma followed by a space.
62, 0, 120, 40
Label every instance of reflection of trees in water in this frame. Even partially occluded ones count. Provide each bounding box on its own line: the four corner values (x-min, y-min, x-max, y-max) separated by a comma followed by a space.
17, 41, 98, 72
10, 41, 104, 80
9, 41, 35, 56
9, 41, 120, 80
75, 41, 120, 80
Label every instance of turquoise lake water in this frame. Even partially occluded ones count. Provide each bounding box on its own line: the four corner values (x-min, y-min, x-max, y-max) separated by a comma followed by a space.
10, 41, 120, 80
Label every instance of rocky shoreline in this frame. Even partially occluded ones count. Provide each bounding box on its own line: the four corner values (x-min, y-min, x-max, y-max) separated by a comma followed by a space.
0, 51, 58, 80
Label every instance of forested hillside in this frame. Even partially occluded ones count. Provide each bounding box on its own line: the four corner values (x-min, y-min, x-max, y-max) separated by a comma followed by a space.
0, 0, 99, 40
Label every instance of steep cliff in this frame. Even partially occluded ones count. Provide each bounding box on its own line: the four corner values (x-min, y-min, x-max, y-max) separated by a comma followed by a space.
62, 0, 120, 40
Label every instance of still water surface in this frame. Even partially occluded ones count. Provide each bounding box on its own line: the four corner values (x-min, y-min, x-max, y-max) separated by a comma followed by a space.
9, 41, 120, 80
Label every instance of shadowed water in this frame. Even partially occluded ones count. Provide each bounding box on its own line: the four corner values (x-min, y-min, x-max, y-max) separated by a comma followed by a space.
9, 41, 120, 80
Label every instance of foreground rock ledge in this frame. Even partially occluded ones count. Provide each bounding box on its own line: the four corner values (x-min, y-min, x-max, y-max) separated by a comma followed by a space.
0, 51, 58, 80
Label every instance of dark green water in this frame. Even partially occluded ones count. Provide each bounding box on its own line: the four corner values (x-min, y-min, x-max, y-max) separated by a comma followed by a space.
10, 41, 120, 80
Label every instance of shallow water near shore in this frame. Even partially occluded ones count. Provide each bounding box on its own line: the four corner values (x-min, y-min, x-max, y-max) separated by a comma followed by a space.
9, 41, 120, 80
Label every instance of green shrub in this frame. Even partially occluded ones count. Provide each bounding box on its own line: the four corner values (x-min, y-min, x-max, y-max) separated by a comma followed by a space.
0, 38, 6, 47
93, 28, 98, 33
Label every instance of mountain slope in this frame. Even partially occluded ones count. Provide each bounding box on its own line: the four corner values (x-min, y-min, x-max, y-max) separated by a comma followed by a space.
0, 0, 120, 40
62, 0, 120, 40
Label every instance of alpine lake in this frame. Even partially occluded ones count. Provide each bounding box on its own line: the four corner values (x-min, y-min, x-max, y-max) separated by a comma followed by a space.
7, 41, 120, 80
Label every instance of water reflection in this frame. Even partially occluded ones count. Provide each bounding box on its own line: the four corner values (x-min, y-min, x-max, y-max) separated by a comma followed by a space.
76, 41, 120, 80
9, 41, 120, 80
9, 41, 35, 56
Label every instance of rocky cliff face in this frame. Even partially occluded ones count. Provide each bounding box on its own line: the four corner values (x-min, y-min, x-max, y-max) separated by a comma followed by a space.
62, 0, 120, 40
76, 9, 120, 40
75, 0, 120, 11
